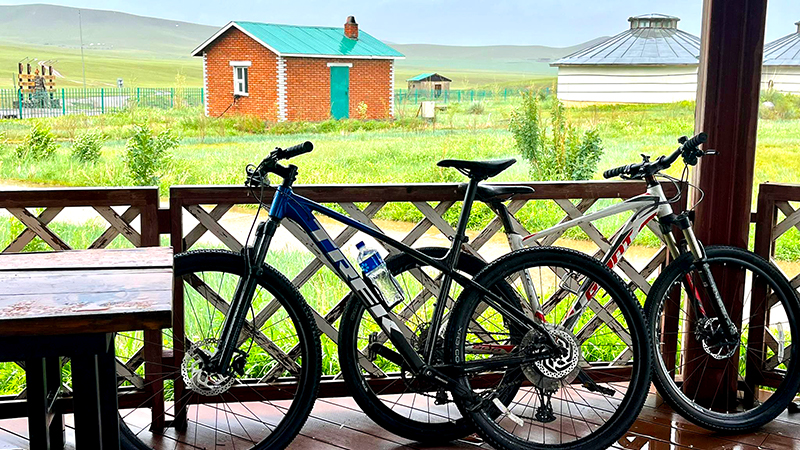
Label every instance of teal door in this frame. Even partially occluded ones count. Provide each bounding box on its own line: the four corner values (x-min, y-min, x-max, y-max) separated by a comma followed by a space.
330, 66, 349, 120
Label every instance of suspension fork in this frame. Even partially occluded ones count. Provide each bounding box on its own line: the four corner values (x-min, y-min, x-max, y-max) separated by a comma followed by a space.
209, 218, 280, 374
673, 214, 738, 337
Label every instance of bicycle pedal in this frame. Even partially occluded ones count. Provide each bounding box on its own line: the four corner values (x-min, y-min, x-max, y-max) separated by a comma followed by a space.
584, 383, 615, 396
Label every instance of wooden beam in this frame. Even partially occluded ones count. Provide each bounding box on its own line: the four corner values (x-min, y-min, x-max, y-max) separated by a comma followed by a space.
686, 0, 768, 408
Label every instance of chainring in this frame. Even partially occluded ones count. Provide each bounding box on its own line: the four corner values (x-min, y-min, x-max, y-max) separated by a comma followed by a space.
521, 324, 581, 391
181, 338, 236, 396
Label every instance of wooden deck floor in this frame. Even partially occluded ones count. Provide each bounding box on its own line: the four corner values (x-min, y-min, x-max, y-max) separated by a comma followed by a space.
2, 390, 800, 449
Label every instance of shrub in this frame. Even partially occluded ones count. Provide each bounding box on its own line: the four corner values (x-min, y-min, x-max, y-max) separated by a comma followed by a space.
71, 131, 106, 163
15, 122, 58, 160
467, 102, 485, 115
760, 89, 800, 120
124, 124, 179, 185
509, 90, 604, 181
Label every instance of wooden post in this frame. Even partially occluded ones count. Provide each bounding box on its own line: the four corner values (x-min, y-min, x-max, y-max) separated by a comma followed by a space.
683, 0, 768, 408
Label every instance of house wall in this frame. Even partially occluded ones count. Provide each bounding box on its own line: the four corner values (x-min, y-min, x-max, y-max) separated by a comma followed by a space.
204, 28, 279, 121
284, 57, 393, 121
408, 80, 450, 92
556, 65, 699, 103
761, 66, 800, 94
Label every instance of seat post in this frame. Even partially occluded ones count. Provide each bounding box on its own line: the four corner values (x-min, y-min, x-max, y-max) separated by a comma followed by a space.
445, 176, 481, 266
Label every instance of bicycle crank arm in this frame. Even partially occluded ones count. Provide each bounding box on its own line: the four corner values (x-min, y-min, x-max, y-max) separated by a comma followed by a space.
368, 343, 412, 371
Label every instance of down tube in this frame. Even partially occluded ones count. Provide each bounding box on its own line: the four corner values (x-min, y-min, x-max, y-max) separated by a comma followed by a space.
281, 196, 426, 370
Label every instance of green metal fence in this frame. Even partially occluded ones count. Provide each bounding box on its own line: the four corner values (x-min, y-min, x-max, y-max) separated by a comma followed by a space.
393, 88, 549, 105
0, 87, 204, 119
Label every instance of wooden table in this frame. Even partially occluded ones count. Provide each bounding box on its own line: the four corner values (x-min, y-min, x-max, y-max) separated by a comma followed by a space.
0, 247, 172, 450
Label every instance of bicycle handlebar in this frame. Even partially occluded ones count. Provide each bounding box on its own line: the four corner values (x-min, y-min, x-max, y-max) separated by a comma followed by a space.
246, 141, 314, 187
603, 132, 709, 180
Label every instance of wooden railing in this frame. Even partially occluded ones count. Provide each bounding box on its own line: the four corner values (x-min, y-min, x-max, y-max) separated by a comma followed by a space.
751, 183, 800, 388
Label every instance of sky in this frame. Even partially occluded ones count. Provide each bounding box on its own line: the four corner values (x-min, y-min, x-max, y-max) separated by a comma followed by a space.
0, 0, 798, 47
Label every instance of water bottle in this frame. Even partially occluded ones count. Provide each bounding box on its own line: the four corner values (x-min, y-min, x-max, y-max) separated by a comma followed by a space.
355, 241, 405, 308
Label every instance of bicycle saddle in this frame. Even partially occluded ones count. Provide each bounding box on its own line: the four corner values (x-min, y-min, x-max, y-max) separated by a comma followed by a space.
437, 158, 516, 180
475, 184, 535, 201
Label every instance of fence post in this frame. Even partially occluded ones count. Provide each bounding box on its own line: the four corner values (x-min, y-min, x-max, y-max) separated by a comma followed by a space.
136, 87, 140, 106
61, 89, 65, 115
504, 89, 507, 101
171, 88, 174, 108
101, 88, 105, 114
18, 89, 22, 119
471, 90, 474, 102
415, 90, 418, 103
200, 88, 204, 106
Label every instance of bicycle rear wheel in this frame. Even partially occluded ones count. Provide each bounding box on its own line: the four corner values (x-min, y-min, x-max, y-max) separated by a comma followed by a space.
338, 247, 486, 442
119, 249, 321, 450
445, 247, 651, 450
646, 246, 800, 432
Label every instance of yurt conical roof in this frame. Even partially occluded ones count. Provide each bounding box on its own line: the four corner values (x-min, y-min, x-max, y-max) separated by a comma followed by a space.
552, 14, 700, 66
763, 21, 800, 67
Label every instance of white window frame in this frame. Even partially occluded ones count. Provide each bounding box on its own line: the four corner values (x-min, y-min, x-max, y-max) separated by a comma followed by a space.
230, 61, 251, 96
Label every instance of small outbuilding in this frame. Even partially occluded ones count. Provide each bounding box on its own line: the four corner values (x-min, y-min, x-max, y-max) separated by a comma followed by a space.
407, 73, 452, 97
551, 14, 701, 104
192, 16, 404, 121
761, 21, 800, 94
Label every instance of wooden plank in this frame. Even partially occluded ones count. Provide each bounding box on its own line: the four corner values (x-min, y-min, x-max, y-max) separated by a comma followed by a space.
183, 203, 232, 249
170, 181, 681, 205
89, 206, 141, 249
0, 187, 157, 209
0, 247, 172, 271
7, 207, 71, 251
184, 204, 243, 252
3, 207, 63, 253
93, 205, 142, 247
773, 202, 800, 240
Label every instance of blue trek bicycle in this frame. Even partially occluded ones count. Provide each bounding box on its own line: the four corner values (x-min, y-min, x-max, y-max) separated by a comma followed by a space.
120, 142, 651, 450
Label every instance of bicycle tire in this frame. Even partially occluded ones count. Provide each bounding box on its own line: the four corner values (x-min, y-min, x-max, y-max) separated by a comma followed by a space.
645, 245, 800, 432
120, 249, 322, 450
445, 247, 651, 450
338, 247, 486, 442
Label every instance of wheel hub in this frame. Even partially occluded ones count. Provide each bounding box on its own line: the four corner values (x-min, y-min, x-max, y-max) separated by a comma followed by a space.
697, 318, 739, 360
181, 338, 236, 396
521, 325, 581, 391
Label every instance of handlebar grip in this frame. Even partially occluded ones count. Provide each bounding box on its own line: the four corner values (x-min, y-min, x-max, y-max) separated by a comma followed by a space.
603, 165, 629, 179
282, 141, 314, 159
683, 132, 708, 151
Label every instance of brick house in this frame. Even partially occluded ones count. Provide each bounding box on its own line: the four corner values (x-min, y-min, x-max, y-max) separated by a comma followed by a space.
191, 17, 404, 122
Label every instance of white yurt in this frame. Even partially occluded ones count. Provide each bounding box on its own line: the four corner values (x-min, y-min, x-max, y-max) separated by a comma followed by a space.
551, 14, 701, 104
762, 21, 800, 94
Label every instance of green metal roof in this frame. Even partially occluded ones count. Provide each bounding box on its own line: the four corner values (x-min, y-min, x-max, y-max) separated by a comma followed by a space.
192, 21, 403, 58
407, 73, 437, 81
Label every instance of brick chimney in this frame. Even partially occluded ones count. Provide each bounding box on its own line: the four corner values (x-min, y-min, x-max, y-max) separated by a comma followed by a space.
344, 16, 358, 40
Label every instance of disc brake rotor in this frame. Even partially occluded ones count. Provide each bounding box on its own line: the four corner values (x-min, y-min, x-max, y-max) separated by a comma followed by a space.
521, 324, 581, 391
181, 338, 236, 396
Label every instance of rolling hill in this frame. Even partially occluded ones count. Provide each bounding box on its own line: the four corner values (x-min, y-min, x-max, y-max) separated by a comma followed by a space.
0, 4, 602, 89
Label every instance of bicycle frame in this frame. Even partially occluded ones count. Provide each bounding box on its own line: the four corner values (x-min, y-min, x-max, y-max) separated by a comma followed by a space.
514, 184, 676, 329
221, 182, 560, 385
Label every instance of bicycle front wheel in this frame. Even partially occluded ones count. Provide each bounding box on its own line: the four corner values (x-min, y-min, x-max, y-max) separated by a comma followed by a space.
445, 247, 651, 450
120, 249, 321, 450
646, 245, 800, 432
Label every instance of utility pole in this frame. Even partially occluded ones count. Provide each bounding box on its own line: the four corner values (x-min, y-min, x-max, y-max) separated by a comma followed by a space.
78, 9, 86, 89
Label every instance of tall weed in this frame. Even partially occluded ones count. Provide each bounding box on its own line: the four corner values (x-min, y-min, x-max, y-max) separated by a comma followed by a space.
510, 91, 603, 181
